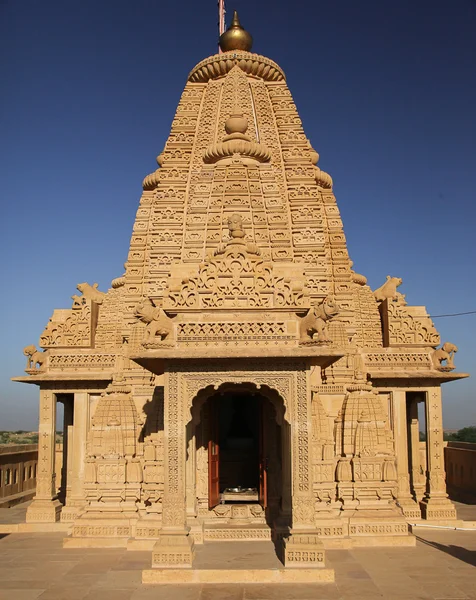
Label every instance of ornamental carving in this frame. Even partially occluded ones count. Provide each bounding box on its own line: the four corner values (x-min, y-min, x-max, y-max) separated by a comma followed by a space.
134, 298, 175, 346
380, 299, 440, 347
431, 342, 458, 371
203, 112, 271, 165
23, 345, 47, 373
73, 282, 106, 305
373, 276, 404, 303
39, 297, 98, 349
164, 214, 308, 310
188, 51, 285, 83
299, 297, 340, 344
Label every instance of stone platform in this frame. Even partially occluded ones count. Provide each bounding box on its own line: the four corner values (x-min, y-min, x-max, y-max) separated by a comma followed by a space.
1, 527, 476, 599
144, 540, 334, 584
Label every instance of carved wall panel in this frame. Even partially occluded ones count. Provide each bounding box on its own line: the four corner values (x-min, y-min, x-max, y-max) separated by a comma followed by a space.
380, 299, 441, 347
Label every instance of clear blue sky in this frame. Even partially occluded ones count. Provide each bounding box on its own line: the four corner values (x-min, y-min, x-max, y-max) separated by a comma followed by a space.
1, 0, 475, 431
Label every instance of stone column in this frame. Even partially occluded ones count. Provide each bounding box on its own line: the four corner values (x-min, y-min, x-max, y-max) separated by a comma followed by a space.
284, 369, 326, 568
392, 391, 421, 518
281, 423, 292, 516
26, 389, 62, 522
62, 392, 89, 521
408, 397, 425, 503
152, 370, 194, 568
185, 422, 197, 518
58, 397, 73, 504
420, 387, 457, 520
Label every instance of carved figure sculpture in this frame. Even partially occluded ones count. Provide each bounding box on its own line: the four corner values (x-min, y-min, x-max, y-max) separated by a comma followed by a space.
214, 213, 260, 257
23, 345, 46, 371
431, 342, 458, 372
75, 282, 106, 305
299, 297, 340, 344
71, 294, 86, 308
373, 275, 403, 303
228, 214, 246, 240
134, 298, 173, 343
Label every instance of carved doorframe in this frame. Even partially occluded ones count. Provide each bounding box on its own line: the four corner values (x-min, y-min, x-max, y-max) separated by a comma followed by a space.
161, 359, 315, 530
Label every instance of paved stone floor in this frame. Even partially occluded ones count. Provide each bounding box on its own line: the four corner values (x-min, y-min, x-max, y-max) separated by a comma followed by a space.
0, 526, 475, 600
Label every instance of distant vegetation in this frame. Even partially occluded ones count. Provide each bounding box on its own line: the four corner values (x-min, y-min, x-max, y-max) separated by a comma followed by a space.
0, 431, 63, 445
444, 426, 476, 443
420, 426, 476, 443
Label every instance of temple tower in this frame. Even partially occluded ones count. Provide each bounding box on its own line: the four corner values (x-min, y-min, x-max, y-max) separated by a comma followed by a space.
15, 12, 466, 576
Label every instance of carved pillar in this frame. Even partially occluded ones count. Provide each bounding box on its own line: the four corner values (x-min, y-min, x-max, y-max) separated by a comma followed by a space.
283, 369, 326, 568
152, 370, 194, 568
281, 423, 292, 516
392, 391, 421, 518
408, 397, 425, 502
62, 392, 89, 521
59, 397, 73, 503
420, 388, 457, 520
26, 389, 62, 522
185, 422, 197, 518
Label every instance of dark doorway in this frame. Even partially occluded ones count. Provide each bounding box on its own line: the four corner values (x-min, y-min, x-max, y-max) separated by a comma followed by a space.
206, 390, 276, 511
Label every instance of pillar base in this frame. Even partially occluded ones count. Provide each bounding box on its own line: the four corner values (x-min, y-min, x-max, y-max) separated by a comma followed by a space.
398, 499, 422, 520
283, 530, 326, 568
26, 498, 62, 523
420, 497, 457, 520
152, 530, 195, 568
60, 501, 86, 522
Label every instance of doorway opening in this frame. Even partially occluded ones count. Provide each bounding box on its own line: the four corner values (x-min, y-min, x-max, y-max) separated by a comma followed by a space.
196, 385, 287, 515
214, 391, 260, 503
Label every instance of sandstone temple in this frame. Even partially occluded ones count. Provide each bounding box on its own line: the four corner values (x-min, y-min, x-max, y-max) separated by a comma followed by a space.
14, 13, 467, 579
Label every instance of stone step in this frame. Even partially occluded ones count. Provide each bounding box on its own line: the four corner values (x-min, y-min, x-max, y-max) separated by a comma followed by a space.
204, 523, 272, 542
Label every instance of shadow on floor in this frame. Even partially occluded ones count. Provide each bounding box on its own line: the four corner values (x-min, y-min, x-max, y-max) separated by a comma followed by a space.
416, 535, 476, 567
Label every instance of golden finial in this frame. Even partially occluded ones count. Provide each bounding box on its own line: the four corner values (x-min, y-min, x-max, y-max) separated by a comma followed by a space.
219, 10, 253, 52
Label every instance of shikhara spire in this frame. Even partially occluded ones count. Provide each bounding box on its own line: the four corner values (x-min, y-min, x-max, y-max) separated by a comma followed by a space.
14, 10, 465, 575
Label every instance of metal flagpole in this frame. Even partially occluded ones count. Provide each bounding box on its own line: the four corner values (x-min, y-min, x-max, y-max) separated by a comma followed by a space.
218, 0, 226, 53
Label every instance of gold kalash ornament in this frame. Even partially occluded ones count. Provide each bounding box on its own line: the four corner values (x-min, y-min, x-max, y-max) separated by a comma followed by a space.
219, 10, 253, 52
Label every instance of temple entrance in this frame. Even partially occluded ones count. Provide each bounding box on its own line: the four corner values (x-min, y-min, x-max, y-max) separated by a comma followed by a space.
193, 385, 287, 518
208, 390, 263, 509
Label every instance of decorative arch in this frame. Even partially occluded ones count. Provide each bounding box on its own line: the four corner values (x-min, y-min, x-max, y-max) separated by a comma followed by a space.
161, 359, 314, 529
188, 380, 289, 428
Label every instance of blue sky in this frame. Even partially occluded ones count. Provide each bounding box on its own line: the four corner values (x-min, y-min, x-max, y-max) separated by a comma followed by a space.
1, 0, 475, 430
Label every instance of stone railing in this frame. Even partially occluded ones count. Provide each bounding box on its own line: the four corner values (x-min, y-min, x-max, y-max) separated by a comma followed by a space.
0, 444, 38, 507
445, 441, 476, 502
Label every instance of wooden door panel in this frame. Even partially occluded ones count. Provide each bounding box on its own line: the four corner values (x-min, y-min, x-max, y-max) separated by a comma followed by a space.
208, 399, 220, 509
259, 398, 268, 509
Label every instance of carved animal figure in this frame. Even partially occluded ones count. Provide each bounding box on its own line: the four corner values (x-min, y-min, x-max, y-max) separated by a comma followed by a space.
431, 342, 458, 371
23, 345, 46, 371
134, 298, 173, 343
299, 297, 340, 344
76, 282, 106, 305
373, 275, 403, 302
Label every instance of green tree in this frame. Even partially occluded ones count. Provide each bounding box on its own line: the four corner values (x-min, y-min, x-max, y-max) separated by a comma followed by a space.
453, 426, 476, 443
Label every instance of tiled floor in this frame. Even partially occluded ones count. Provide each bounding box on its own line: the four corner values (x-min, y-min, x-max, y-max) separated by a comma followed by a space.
0, 526, 475, 599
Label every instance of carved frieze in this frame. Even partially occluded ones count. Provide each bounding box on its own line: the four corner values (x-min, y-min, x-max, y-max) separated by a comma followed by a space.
380, 299, 440, 347
164, 215, 308, 310
40, 298, 99, 349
